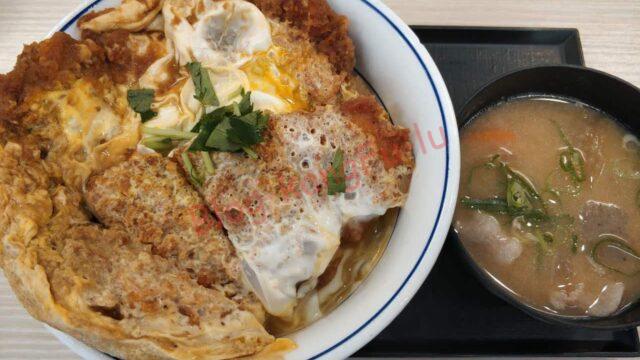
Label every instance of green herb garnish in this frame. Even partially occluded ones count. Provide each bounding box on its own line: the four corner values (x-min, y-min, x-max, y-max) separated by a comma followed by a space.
552, 120, 586, 183
141, 136, 173, 152
188, 91, 269, 158
127, 89, 157, 122
463, 156, 548, 223
327, 149, 346, 195
559, 148, 586, 182
187, 62, 219, 107
181, 152, 203, 187
189, 108, 228, 151
591, 235, 640, 276
227, 112, 269, 155
141, 126, 197, 140
201, 152, 215, 175
460, 198, 510, 214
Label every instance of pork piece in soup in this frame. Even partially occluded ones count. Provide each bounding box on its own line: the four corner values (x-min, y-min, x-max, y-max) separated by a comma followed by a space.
455, 97, 640, 318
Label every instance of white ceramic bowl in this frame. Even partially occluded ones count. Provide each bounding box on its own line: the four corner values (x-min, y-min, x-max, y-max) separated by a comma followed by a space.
46, 0, 460, 358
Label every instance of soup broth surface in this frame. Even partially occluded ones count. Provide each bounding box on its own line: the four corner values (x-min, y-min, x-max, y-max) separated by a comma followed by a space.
455, 97, 640, 318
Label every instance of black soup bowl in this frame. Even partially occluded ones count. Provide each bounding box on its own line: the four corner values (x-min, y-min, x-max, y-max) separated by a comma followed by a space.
454, 65, 640, 329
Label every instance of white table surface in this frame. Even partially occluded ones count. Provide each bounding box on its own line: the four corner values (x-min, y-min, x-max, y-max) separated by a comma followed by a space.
0, 0, 639, 359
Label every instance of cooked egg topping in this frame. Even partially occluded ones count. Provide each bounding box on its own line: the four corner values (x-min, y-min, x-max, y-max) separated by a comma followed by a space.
144, 0, 307, 131
164, 0, 272, 68
241, 47, 308, 112
128, 0, 389, 319
41, 78, 140, 188
189, 101, 412, 317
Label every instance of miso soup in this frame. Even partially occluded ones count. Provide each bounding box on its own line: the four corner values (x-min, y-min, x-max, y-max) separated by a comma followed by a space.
455, 97, 640, 318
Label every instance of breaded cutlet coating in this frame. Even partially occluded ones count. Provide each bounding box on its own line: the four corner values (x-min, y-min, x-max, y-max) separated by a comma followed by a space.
177, 96, 414, 315
0, 143, 274, 360
85, 152, 265, 320
250, 0, 356, 74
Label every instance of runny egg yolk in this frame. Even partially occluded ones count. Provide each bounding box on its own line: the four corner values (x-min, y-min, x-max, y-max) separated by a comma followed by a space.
241, 47, 308, 112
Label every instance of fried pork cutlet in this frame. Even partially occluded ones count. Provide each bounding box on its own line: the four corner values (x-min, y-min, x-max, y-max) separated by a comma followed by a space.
0, 13, 278, 360
178, 96, 414, 317
0, 31, 166, 190
85, 152, 265, 321
0, 142, 274, 360
80, 0, 355, 76
0, 0, 388, 358
249, 0, 356, 74
83, 0, 354, 109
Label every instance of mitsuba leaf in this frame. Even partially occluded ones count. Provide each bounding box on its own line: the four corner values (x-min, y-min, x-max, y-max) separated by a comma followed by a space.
228, 116, 262, 146
127, 89, 157, 122
188, 111, 225, 152
187, 62, 219, 107
188, 88, 269, 156
206, 118, 242, 152
328, 149, 346, 195
238, 90, 253, 115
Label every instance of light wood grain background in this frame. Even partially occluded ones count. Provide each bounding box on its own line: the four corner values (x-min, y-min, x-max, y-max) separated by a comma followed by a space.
1, 1, 639, 359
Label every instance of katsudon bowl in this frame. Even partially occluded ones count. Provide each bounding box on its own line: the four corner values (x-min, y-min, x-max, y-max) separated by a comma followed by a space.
42, 0, 459, 358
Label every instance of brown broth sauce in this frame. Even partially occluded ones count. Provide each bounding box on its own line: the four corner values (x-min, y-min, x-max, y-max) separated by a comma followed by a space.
266, 208, 398, 335
455, 97, 640, 318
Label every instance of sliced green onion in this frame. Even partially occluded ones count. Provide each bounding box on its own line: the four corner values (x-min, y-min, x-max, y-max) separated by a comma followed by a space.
226, 86, 244, 102
242, 146, 258, 159
142, 126, 197, 140
201, 151, 215, 175
559, 148, 586, 183
461, 198, 510, 214
551, 119, 587, 183
181, 152, 203, 186
591, 235, 640, 276
551, 119, 572, 147
507, 178, 534, 211
141, 136, 173, 152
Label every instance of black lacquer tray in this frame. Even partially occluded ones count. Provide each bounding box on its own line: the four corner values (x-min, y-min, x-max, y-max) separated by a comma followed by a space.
354, 26, 640, 358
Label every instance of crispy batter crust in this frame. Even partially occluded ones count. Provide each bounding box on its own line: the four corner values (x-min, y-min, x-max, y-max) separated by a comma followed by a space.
268, 21, 344, 107
177, 98, 414, 315
0, 142, 274, 360
250, 0, 356, 74
0, 30, 164, 132
0, 1, 409, 358
78, 0, 355, 75
81, 29, 167, 84
0, 27, 273, 360
85, 153, 266, 321
0, 33, 106, 127
341, 96, 413, 171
